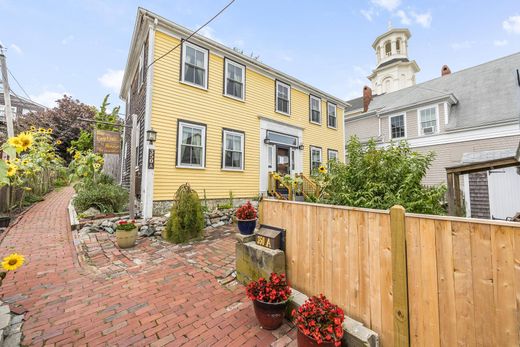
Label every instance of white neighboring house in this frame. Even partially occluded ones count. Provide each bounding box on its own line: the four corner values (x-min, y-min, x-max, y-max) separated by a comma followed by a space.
345, 27, 520, 219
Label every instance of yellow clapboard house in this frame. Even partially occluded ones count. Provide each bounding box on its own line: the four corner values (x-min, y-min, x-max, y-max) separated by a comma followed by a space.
120, 8, 348, 217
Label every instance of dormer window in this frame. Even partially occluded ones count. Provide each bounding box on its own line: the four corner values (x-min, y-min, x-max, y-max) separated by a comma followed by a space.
181, 42, 208, 89
275, 81, 290, 115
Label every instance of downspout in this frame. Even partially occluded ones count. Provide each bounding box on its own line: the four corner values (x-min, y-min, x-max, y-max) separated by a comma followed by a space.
141, 18, 157, 219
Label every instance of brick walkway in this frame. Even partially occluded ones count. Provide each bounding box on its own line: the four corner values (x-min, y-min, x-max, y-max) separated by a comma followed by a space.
0, 187, 296, 346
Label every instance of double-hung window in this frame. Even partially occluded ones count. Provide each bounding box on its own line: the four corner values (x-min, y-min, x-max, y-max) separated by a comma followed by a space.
328, 149, 339, 162
419, 106, 438, 135
222, 130, 244, 170
310, 95, 321, 124
276, 81, 290, 115
224, 59, 245, 100
177, 121, 206, 168
181, 42, 208, 89
310, 146, 322, 173
327, 103, 337, 128
389, 114, 406, 139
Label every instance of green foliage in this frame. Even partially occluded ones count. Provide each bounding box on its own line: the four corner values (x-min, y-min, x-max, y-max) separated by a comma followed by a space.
67, 150, 104, 182
95, 94, 120, 131
321, 137, 446, 215
69, 130, 93, 152
217, 203, 233, 210
73, 181, 128, 213
165, 184, 204, 243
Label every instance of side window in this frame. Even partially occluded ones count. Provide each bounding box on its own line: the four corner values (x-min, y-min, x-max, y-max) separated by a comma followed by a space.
177, 121, 206, 168
222, 130, 244, 170
181, 42, 208, 88
310, 95, 321, 124
389, 114, 406, 139
310, 146, 322, 174
224, 59, 245, 100
276, 81, 291, 115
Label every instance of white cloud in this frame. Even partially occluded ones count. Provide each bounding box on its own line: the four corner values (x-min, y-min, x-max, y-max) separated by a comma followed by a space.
197, 26, 222, 43
371, 0, 401, 11
30, 91, 69, 108
396, 10, 411, 25
9, 44, 22, 55
360, 9, 375, 21
411, 11, 432, 28
493, 39, 508, 46
98, 69, 124, 93
61, 35, 75, 45
503, 15, 520, 34
451, 40, 476, 50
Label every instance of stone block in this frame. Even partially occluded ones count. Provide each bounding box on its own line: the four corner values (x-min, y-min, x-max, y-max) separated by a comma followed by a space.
235, 233, 255, 244
287, 288, 379, 347
235, 241, 285, 285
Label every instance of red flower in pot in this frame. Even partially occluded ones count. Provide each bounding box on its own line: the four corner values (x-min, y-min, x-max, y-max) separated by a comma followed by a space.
292, 294, 345, 346
235, 201, 257, 235
246, 273, 292, 330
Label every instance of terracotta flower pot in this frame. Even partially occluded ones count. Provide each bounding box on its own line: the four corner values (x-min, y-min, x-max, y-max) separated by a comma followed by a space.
237, 218, 256, 235
252, 299, 287, 330
297, 328, 337, 347
115, 228, 138, 248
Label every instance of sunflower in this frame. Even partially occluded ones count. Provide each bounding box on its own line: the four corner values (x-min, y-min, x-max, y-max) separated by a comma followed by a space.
38, 128, 46, 133
318, 165, 327, 174
47, 128, 53, 134
272, 173, 280, 180
30, 126, 36, 131
21, 159, 29, 166
7, 136, 22, 151
17, 132, 34, 151
93, 163, 101, 169
74, 152, 81, 160
1, 253, 24, 271
7, 164, 18, 177
56, 140, 62, 145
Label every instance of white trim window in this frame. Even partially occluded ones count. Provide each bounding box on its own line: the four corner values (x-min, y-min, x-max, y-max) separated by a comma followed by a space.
177, 122, 206, 168
222, 130, 244, 170
328, 149, 339, 162
389, 113, 406, 139
310, 95, 321, 124
310, 146, 322, 173
418, 106, 438, 136
138, 46, 145, 89
276, 81, 291, 115
327, 103, 337, 128
181, 42, 208, 89
224, 59, 245, 100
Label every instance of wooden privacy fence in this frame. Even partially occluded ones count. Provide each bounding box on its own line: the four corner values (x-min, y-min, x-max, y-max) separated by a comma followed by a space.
259, 199, 520, 347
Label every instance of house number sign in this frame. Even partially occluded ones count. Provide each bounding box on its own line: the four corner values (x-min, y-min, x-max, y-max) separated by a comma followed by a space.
255, 226, 283, 250
148, 149, 155, 169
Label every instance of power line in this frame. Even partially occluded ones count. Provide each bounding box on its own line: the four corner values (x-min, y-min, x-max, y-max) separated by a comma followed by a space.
7, 68, 33, 102
147, 0, 236, 70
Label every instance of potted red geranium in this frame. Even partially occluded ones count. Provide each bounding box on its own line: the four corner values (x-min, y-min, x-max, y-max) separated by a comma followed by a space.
115, 220, 138, 249
246, 273, 292, 330
235, 201, 257, 235
292, 294, 345, 347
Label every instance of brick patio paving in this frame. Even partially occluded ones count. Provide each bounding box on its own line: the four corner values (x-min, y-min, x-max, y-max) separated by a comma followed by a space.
0, 187, 296, 346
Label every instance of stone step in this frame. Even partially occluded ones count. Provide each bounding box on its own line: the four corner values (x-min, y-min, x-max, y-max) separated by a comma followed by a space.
0, 300, 24, 347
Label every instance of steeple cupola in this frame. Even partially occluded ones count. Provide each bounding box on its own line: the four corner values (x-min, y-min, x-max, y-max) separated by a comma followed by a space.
368, 25, 420, 95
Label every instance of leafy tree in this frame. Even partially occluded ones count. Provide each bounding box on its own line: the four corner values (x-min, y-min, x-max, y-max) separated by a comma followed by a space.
69, 130, 93, 152
322, 137, 446, 215
95, 94, 121, 131
15, 95, 96, 162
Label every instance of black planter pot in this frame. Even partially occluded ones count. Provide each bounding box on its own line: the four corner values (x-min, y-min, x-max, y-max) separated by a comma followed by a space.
252, 299, 288, 330
0, 216, 11, 228
237, 219, 256, 235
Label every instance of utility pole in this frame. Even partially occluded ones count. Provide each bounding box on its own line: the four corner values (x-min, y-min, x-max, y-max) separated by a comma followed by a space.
0, 45, 14, 138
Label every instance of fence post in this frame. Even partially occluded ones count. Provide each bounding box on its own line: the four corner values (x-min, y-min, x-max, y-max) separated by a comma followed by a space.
390, 205, 410, 347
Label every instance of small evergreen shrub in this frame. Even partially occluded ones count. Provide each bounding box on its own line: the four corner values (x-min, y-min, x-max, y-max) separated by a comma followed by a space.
165, 183, 204, 243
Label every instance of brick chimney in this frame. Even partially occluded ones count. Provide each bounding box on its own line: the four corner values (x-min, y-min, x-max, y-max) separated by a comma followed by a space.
363, 86, 373, 112
441, 65, 452, 76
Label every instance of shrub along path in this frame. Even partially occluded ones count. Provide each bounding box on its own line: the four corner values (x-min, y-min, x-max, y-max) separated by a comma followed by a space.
0, 187, 296, 346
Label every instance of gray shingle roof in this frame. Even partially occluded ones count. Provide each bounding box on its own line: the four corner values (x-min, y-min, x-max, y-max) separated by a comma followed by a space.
363, 52, 520, 131
345, 96, 364, 112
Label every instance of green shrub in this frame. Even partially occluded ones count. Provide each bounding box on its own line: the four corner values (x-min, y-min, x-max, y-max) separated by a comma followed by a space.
73, 182, 128, 213
165, 183, 204, 243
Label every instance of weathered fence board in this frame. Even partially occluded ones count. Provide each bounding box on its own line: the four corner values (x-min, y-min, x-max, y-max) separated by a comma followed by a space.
260, 199, 520, 346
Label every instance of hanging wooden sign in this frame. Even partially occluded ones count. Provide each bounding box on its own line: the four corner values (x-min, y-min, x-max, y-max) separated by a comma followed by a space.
94, 130, 121, 154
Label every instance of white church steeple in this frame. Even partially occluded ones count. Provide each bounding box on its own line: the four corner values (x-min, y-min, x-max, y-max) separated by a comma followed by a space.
367, 27, 420, 95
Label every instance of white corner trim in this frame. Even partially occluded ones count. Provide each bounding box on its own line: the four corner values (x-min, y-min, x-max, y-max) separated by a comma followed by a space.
142, 23, 156, 219
444, 102, 449, 125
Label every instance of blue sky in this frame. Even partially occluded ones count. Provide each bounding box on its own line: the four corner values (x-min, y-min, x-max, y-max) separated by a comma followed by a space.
0, 0, 519, 111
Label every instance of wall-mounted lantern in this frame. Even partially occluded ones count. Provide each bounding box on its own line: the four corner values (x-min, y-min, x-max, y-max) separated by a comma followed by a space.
146, 128, 157, 144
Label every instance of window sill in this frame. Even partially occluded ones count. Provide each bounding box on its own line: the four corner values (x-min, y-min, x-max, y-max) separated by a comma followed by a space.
327, 125, 337, 130
176, 165, 206, 170
223, 93, 245, 103
221, 168, 244, 172
180, 80, 208, 91
275, 110, 291, 117
310, 120, 322, 126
